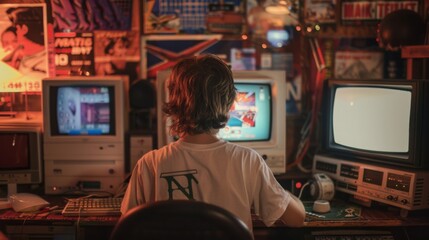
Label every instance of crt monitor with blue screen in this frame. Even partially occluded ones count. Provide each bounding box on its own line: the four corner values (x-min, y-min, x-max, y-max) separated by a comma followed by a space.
157, 70, 286, 174
217, 83, 271, 142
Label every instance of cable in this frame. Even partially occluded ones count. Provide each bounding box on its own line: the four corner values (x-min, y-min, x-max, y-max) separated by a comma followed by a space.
20, 214, 31, 238
76, 207, 82, 240
297, 161, 312, 173
287, 37, 328, 172
298, 181, 311, 200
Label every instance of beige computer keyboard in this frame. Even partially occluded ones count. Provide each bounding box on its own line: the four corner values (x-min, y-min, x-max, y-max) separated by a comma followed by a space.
62, 197, 122, 217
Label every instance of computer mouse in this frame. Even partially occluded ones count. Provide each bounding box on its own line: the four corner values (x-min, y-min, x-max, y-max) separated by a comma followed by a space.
8, 193, 50, 212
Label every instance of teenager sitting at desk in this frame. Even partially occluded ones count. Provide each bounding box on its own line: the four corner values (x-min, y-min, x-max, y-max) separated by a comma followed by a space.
120, 54, 306, 230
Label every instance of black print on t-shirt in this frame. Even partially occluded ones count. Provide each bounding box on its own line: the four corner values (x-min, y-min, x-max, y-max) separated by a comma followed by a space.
160, 169, 198, 200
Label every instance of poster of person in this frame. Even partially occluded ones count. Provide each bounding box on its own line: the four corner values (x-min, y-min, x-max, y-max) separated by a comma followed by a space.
94, 30, 140, 83
334, 51, 384, 79
0, 3, 48, 93
51, 0, 133, 32
54, 32, 94, 76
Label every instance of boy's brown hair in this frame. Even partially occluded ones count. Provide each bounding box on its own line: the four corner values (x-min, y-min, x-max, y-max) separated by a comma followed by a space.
163, 54, 236, 136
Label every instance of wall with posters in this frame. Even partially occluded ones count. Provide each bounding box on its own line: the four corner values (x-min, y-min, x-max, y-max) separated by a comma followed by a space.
0, 0, 427, 165
0, 0, 138, 113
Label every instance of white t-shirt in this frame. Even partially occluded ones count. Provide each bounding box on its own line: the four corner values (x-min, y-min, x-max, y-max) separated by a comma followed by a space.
121, 139, 291, 229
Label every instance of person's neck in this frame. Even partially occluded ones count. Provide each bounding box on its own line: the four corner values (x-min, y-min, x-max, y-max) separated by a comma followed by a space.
181, 133, 219, 144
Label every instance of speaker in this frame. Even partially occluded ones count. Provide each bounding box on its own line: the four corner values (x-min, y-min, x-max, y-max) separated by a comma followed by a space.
129, 79, 156, 110
309, 173, 335, 201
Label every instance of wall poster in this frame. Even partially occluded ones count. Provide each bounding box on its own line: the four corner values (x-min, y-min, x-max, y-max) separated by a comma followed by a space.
304, 0, 337, 24
54, 32, 94, 76
341, 0, 419, 23
0, 3, 48, 93
51, 0, 133, 32
141, 34, 243, 79
94, 30, 140, 83
334, 51, 384, 79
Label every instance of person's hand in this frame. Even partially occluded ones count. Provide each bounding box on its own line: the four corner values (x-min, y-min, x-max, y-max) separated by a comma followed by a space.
1, 45, 23, 69
0, 47, 12, 59
9, 46, 23, 69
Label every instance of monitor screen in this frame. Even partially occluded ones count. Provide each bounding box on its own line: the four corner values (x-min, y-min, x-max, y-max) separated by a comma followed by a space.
267, 29, 290, 48
49, 85, 116, 136
333, 86, 411, 153
218, 83, 272, 141
322, 79, 429, 169
0, 133, 30, 169
0, 126, 43, 188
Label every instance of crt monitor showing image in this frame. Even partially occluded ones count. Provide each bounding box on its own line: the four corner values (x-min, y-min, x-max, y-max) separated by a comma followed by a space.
217, 83, 272, 142
52, 86, 115, 136
42, 76, 128, 145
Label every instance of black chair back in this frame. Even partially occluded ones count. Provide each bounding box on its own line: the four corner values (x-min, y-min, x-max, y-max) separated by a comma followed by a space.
110, 200, 253, 240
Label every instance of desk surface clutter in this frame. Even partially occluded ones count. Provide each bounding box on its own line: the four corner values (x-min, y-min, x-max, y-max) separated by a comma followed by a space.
2, 197, 429, 240
0, 196, 428, 227
304, 200, 361, 222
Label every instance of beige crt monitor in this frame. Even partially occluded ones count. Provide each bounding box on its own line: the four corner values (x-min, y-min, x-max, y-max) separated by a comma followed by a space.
42, 76, 129, 194
156, 70, 287, 174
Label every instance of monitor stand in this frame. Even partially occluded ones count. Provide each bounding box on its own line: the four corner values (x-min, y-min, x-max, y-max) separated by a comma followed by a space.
0, 183, 17, 210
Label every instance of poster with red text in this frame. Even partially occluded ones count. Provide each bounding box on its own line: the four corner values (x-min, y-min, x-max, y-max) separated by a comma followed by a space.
341, 0, 419, 24
54, 32, 94, 76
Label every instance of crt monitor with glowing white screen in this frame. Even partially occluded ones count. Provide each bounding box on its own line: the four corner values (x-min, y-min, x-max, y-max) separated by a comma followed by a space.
322, 78, 429, 169
333, 86, 410, 153
157, 70, 286, 174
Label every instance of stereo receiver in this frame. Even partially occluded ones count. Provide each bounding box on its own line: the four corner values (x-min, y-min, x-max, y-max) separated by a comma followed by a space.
313, 154, 429, 215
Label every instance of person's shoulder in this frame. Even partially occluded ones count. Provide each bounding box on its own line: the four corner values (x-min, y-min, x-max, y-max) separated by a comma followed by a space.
145, 143, 172, 156
225, 142, 263, 158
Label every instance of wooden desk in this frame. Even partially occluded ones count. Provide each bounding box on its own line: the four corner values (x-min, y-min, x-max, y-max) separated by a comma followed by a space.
0, 196, 118, 240
254, 202, 429, 240
1, 198, 429, 240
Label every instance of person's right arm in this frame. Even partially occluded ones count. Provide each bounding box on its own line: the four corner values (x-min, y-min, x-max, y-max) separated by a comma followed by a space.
279, 192, 306, 227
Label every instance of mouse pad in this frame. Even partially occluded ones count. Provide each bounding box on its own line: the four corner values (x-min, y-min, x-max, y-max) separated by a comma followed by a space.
304, 200, 361, 221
